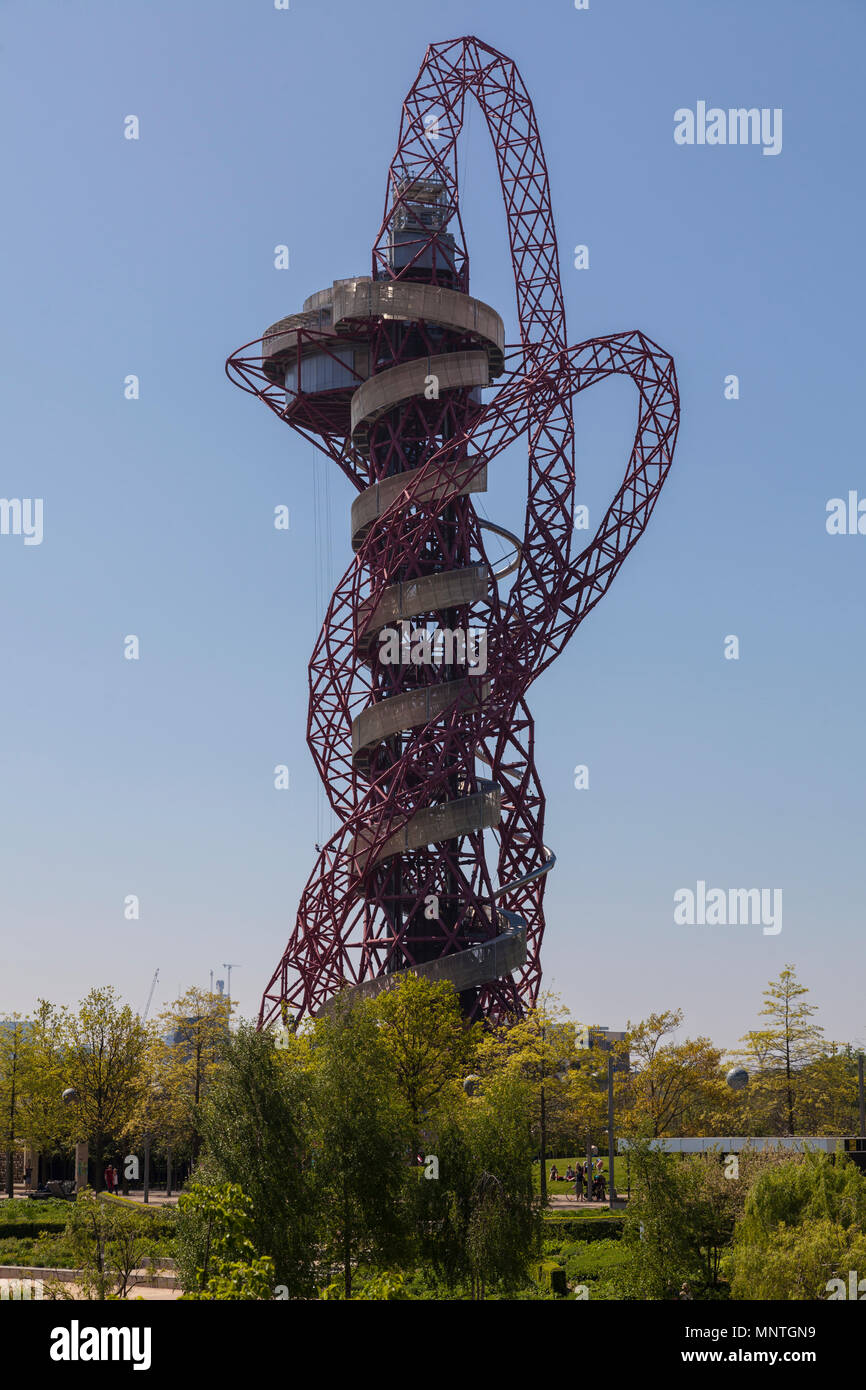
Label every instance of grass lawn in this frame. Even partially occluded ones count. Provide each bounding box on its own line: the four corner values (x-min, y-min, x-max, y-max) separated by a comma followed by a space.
533, 1155, 631, 1197
0, 1197, 176, 1269
561, 1237, 630, 1297
0, 1231, 82, 1268
0, 1198, 72, 1225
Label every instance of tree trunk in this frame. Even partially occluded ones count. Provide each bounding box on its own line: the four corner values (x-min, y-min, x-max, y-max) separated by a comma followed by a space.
343, 1186, 351, 1299
6, 1065, 17, 1198
785, 1002, 794, 1133
539, 1086, 547, 1205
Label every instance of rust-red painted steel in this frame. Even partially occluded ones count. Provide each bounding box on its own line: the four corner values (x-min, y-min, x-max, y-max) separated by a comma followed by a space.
225, 36, 680, 1027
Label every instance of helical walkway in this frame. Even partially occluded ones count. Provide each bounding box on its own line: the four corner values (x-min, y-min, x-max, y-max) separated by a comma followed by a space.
227, 36, 680, 1027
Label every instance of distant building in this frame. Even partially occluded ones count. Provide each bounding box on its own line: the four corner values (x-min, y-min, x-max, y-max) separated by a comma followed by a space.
576, 1024, 630, 1074
0, 1019, 34, 1040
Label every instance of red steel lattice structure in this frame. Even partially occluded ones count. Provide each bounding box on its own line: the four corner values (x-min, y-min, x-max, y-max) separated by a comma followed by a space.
226, 36, 680, 1029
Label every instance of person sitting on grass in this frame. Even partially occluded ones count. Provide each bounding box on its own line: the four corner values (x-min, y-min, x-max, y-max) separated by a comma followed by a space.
565, 1165, 575, 1181
549, 1164, 560, 1183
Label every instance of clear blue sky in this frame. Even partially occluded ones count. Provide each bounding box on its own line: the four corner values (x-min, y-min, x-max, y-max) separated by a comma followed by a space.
1, 0, 863, 1056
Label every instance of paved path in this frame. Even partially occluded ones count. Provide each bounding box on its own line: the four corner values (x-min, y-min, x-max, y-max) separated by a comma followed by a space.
1, 1184, 178, 1206
546, 1196, 626, 1210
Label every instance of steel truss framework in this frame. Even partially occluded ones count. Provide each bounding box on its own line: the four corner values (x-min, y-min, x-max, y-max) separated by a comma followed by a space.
226, 36, 680, 1028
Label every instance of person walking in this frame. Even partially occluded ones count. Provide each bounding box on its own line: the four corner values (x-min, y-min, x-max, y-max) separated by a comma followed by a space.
103, 1163, 114, 1194
573, 1162, 585, 1203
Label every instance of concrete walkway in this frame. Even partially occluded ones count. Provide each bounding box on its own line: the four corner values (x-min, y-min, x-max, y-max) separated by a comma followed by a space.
1, 1184, 178, 1206
546, 1195, 626, 1210
0, 1263, 181, 1300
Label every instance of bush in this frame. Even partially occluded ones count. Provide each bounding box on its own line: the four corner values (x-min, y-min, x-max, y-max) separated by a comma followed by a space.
733, 1217, 866, 1300
731, 1155, 866, 1299
195, 1024, 317, 1297
617, 1142, 739, 1298
41, 1190, 159, 1299
319, 1269, 412, 1300
0, 1200, 70, 1238
736, 1152, 866, 1244
0, 1220, 67, 1239
177, 1180, 275, 1300
533, 1258, 568, 1296
541, 1214, 625, 1242
561, 1237, 630, 1281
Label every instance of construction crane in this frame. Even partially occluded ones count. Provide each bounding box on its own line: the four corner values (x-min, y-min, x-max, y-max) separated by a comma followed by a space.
142, 969, 159, 1023
222, 963, 240, 1003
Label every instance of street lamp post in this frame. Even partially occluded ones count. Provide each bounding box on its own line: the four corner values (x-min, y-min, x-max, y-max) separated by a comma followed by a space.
539, 1080, 547, 1206
607, 1052, 618, 1202
142, 1082, 165, 1205
61, 1087, 88, 1192
539, 1024, 547, 1207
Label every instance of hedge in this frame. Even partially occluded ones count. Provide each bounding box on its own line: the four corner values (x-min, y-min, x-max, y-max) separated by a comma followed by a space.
533, 1259, 568, 1296
542, 1215, 625, 1242
0, 1221, 67, 1239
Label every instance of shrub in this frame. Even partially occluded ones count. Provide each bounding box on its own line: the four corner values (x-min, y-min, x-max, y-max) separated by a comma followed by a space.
731, 1155, 866, 1299
176, 1180, 275, 1300
733, 1217, 866, 1300
541, 1214, 625, 1242
41, 1189, 158, 1299
533, 1258, 568, 1296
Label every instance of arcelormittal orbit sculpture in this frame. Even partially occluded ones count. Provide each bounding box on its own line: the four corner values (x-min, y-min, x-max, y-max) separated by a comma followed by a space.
227, 36, 680, 1028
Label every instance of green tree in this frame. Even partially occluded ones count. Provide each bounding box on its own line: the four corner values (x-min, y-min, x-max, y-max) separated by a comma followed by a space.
796, 1045, 861, 1136
154, 987, 232, 1162
623, 1010, 726, 1138
618, 1142, 708, 1298
463, 1072, 539, 1298
739, 965, 824, 1135
47, 1189, 160, 1300
0, 1016, 29, 1197
735, 1149, 866, 1243
731, 1153, 866, 1298
371, 974, 475, 1150
177, 1180, 275, 1300
195, 1022, 317, 1298
309, 997, 411, 1298
57, 987, 149, 1188
416, 1071, 539, 1299
15, 1001, 70, 1171
475, 995, 577, 1200
732, 1216, 866, 1300
616, 1141, 781, 1298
